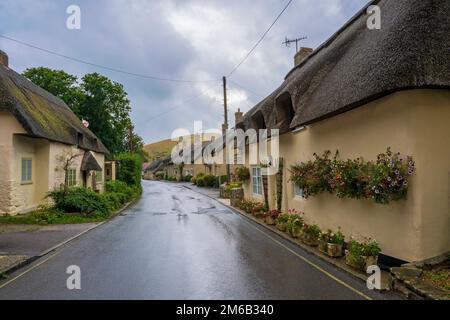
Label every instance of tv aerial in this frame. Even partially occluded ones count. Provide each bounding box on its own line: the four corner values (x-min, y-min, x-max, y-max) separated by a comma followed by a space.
283, 36, 308, 52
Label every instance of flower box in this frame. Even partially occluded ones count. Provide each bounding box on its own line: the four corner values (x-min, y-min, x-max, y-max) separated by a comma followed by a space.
291, 226, 303, 239
276, 222, 287, 232
319, 241, 344, 257
265, 216, 276, 225
301, 233, 319, 247
345, 250, 378, 271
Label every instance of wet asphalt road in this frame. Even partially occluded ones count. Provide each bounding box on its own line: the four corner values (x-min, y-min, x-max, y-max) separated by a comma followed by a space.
0, 181, 401, 300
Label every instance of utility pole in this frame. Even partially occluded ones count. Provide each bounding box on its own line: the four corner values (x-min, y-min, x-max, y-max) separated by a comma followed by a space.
223, 76, 231, 182
129, 124, 134, 154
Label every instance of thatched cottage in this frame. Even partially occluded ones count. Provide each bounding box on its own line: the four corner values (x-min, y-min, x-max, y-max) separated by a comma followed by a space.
0, 50, 109, 215
236, 0, 450, 263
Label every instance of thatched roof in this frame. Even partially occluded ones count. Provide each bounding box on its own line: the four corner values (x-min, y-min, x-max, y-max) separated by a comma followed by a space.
80, 151, 102, 172
0, 63, 108, 154
239, 0, 450, 131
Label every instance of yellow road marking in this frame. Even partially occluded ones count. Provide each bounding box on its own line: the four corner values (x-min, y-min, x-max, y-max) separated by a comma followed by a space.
243, 219, 373, 300
0, 251, 60, 290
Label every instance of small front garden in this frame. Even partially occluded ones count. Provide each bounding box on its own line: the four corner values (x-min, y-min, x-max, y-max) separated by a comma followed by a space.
0, 153, 143, 225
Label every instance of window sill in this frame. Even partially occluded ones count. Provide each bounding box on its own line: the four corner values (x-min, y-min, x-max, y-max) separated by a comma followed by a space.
20, 181, 33, 185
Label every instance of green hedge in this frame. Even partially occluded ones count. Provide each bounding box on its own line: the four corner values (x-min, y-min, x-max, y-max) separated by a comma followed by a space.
47, 188, 109, 217
116, 153, 143, 187
47, 181, 142, 217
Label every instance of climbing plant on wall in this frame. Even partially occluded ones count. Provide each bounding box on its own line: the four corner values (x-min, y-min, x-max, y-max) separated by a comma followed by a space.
290, 148, 415, 204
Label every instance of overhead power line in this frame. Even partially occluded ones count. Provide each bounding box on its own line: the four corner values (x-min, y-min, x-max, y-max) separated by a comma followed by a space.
146, 83, 223, 122
227, 0, 294, 77
228, 79, 263, 99
0, 34, 219, 84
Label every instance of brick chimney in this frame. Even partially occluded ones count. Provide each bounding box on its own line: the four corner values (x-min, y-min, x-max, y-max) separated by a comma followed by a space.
294, 47, 313, 66
235, 108, 243, 125
0, 50, 8, 67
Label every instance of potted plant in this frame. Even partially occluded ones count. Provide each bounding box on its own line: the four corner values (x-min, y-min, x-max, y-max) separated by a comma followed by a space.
276, 214, 290, 232
319, 229, 345, 257
265, 209, 281, 225
301, 224, 321, 246
345, 238, 381, 271
234, 166, 250, 182
290, 218, 304, 238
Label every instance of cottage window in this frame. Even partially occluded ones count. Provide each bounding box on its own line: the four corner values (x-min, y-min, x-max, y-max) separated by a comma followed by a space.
96, 171, 103, 183
294, 183, 304, 198
67, 168, 77, 187
21, 158, 32, 183
252, 167, 262, 195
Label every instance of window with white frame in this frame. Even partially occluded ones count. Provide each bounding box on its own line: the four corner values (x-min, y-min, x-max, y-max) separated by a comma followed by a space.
21, 158, 32, 183
294, 183, 304, 198
252, 167, 262, 195
67, 168, 77, 187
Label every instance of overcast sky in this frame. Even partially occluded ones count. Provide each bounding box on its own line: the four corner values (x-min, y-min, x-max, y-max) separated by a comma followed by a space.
0, 0, 368, 144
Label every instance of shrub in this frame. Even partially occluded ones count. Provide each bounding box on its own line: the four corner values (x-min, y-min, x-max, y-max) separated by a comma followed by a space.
155, 172, 165, 180
191, 177, 197, 185
196, 176, 205, 187
183, 175, 193, 182
47, 188, 109, 217
203, 175, 217, 187
219, 175, 228, 185
105, 180, 141, 203
234, 167, 250, 182
116, 153, 143, 187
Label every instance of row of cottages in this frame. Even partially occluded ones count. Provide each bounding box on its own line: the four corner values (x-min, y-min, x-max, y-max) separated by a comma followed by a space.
145, 128, 245, 181
0, 50, 110, 215
236, 0, 450, 263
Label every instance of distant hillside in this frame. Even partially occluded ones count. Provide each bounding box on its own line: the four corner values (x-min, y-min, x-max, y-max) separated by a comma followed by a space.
144, 134, 220, 162
144, 139, 178, 161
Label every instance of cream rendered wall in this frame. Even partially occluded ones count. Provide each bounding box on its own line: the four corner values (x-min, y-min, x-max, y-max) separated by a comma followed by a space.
11, 135, 50, 213
48, 144, 105, 193
242, 89, 450, 262
0, 111, 26, 214
0, 110, 106, 215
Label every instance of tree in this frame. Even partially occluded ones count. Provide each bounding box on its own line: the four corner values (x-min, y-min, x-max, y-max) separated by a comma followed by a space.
22, 67, 83, 116
79, 73, 132, 155
23, 67, 146, 158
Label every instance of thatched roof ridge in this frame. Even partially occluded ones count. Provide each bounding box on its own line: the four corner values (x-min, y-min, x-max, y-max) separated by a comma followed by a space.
239, 0, 450, 131
0, 63, 108, 153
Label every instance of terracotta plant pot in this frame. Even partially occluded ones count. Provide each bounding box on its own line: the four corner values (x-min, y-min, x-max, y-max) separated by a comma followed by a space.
345, 250, 378, 271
